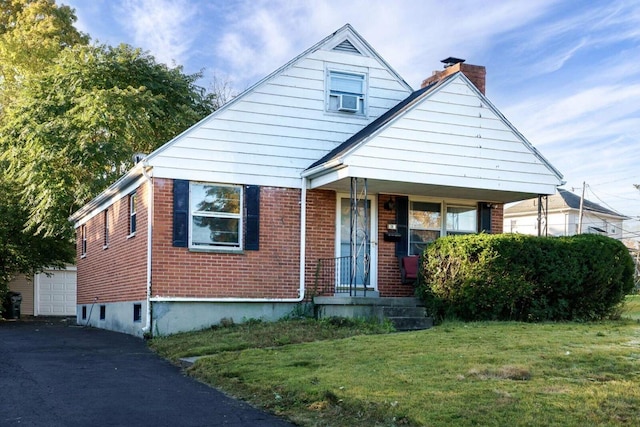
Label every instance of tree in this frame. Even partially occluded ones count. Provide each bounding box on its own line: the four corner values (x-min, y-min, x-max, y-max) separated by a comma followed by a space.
0, 169, 75, 310
1, 42, 218, 237
0, 0, 89, 108
0, 0, 219, 303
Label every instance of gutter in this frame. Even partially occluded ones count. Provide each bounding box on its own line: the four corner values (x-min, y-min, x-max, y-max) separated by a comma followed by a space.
149, 177, 308, 306
141, 162, 153, 335
301, 159, 344, 179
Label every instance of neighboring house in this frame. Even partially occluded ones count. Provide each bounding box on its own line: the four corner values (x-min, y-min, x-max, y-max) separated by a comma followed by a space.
504, 188, 627, 238
6, 266, 77, 317
69, 24, 563, 336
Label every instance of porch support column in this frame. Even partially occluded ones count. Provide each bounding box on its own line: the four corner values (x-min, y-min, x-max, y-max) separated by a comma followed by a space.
349, 177, 369, 296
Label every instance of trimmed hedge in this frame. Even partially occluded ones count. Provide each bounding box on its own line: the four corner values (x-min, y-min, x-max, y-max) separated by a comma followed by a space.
417, 233, 635, 322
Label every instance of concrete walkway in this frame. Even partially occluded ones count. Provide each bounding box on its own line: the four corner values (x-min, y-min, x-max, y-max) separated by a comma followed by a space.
0, 317, 294, 427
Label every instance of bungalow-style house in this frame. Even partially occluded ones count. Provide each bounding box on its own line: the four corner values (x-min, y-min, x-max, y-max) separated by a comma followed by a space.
504, 188, 627, 238
69, 24, 563, 336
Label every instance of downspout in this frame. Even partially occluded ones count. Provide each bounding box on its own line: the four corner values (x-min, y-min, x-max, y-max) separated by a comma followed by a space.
141, 163, 153, 335
298, 176, 307, 300
150, 178, 308, 304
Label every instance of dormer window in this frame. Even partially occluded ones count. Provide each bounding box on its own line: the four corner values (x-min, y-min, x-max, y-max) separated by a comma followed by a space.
327, 71, 366, 115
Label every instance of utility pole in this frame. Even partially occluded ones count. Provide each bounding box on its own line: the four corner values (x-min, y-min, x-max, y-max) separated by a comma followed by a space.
577, 181, 585, 234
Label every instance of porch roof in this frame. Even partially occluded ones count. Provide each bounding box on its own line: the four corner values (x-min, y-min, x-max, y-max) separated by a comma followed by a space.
303, 72, 564, 204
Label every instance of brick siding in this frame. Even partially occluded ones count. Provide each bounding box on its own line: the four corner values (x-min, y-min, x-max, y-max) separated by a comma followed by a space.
76, 183, 148, 304
491, 204, 504, 233
151, 179, 300, 299
77, 179, 507, 305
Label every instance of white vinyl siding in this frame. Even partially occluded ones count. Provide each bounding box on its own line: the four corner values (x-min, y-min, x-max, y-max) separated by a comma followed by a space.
340, 75, 560, 196
148, 38, 411, 188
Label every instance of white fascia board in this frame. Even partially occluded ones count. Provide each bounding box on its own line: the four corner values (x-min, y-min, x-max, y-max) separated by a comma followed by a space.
69, 164, 148, 228
307, 166, 351, 189
301, 159, 344, 179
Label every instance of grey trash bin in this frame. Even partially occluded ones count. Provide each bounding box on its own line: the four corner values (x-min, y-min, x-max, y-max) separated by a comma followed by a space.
3, 292, 22, 319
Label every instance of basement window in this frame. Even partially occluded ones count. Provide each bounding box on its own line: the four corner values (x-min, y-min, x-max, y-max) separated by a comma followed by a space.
99, 305, 106, 320
133, 304, 142, 322
82, 306, 87, 320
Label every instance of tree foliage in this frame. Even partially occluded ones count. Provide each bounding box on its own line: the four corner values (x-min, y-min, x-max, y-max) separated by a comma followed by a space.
1, 43, 218, 236
0, 169, 75, 304
0, 0, 219, 292
0, 0, 89, 107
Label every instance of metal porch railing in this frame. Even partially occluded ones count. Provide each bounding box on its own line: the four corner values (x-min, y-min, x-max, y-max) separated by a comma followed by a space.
313, 256, 370, 297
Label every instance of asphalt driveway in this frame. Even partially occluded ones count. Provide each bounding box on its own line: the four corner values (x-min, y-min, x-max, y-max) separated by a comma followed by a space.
0, 318, 294, 427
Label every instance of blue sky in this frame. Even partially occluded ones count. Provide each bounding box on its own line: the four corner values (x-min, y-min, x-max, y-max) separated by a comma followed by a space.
63, 0, 640, 237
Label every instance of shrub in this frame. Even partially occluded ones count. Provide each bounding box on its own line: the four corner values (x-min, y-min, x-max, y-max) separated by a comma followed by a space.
417, 233, 635, 322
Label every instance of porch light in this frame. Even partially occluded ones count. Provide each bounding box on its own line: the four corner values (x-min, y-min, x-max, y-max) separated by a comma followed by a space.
384, 197, 395, 211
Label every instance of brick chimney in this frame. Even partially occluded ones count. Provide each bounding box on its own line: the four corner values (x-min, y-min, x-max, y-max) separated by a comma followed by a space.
421, 57, 486, 95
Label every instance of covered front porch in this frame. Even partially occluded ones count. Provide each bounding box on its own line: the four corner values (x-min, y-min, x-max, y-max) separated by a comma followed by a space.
300, 72, 563, 324
305, 176, 513, 300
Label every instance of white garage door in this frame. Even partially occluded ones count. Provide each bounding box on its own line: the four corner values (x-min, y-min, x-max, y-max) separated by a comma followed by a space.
36, 268, 77, 316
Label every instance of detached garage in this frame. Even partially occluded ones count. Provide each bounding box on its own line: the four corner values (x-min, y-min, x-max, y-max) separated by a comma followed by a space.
7, 266, 76, 317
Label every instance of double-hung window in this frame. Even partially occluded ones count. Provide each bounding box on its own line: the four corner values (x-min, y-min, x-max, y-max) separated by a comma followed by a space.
327, 71, 366, 115
129, 193, 137, 236
103, 209, 109, 248
189, 183, 242, 249
80, 225, 87, 257
409, 201, 441, 256
446, 205, 477, 236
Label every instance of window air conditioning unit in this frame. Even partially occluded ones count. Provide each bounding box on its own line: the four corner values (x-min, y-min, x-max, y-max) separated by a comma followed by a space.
338, 94, 359, 112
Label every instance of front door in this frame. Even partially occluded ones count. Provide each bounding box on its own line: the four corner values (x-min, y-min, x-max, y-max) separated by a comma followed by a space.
336, 195, 377, 292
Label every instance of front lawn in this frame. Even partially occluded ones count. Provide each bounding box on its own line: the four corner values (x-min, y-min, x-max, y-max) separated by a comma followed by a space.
150, 296, 640, 426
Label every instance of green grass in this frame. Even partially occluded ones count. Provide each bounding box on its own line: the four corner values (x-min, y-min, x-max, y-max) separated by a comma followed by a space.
150, 296, 640, 426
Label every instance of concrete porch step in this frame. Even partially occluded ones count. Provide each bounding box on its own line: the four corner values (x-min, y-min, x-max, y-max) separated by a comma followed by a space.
380, 306, 427, 318
313, 296, 433, 332
379, 305, 433, 331
387, 316, 434, 331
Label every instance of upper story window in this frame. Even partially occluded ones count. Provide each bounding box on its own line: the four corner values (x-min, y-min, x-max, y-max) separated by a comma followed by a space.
129, 193, 137, 236
327, 71, 366, 115
189, 182, 243, 250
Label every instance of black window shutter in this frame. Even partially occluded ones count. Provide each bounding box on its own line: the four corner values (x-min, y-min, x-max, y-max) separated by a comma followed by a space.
245, 185, 260, 250
395, 196, 409, 257
173, 179, 189, 247
479, 202, 492, 233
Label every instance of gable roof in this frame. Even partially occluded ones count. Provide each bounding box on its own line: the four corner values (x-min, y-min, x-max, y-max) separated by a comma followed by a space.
306, 71, 562, 180
306, 75, 449, 171
303, 71, 564, 202
505, 188, 627, 219
69, 24, 413, 225
144, 24, 412, 165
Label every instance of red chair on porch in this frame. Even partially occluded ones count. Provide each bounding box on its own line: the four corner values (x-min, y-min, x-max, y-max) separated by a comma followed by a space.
400, 255, 419, 284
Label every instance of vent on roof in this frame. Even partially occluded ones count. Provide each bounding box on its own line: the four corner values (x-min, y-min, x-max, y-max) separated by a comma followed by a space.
333, 39, 361, 55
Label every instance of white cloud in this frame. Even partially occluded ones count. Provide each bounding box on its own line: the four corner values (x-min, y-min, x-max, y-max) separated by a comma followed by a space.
117, 0, 198, 67
212, 0, 560, 89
